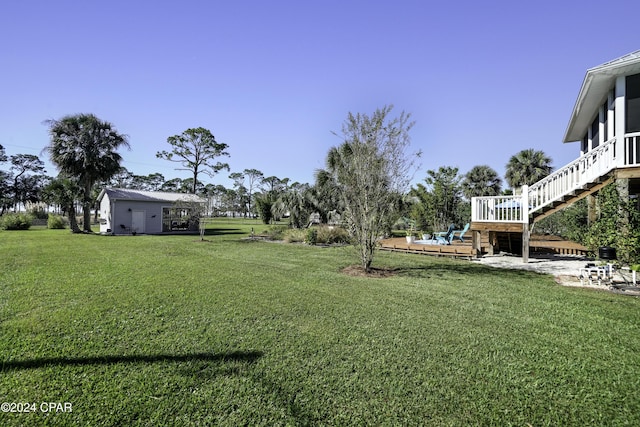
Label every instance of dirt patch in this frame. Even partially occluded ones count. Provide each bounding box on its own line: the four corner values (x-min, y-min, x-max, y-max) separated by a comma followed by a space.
341, 265, 397, 278
554, 274, 590, 287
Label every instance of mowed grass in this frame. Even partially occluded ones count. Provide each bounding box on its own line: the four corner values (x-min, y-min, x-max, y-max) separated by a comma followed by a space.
1, 220, 640, 426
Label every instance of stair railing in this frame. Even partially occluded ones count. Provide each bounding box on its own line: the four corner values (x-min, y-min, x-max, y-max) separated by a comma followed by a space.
528, 137, 616, 214
472, 137, 617, 223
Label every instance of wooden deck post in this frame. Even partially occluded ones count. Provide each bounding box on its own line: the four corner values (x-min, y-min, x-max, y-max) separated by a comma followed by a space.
472, 230, 481, 257
488, 231, 497, 255
521, 185, 529, 263
522, 223, 529, 263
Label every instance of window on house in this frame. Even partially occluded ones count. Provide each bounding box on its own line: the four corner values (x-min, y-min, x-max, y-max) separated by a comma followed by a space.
626, 73, 640, 133
162, 207, 193, 231
581, 134, 588, 153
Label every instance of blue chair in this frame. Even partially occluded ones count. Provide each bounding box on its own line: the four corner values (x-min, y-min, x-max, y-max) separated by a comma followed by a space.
454, 223, 470, 242
435, 224, 455, 245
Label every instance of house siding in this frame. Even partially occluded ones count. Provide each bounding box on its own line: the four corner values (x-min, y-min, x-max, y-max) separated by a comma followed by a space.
99, 195, 112, 233
111, 201, 165, 234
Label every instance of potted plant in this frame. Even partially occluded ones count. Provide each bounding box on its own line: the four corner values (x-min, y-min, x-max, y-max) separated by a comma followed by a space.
405, 227, 416, 244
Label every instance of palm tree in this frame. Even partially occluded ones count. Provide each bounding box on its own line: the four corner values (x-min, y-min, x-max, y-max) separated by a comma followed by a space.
272, 182, 314, 228
311, 168, 343, 224
505, 149, 552, 190
44, 114, 129, 232
461, 165, 502, 199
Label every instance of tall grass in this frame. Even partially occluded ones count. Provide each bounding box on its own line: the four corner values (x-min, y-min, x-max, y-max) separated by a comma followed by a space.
1, 221, 639, 425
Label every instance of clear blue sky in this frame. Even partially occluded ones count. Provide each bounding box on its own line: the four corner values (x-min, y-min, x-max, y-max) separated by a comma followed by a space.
2, 0, 640, 189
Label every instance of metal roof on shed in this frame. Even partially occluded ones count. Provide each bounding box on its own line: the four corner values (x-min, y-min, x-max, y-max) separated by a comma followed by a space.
98, 188, 206, 203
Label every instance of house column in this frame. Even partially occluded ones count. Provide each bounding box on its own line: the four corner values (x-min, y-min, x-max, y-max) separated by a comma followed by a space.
615, 75, 626, 168
587, 195, 597, 225
522, 223, 529, 263
521, 185, 530, 263
617, 176, 630, 232
607, 91, 615, 141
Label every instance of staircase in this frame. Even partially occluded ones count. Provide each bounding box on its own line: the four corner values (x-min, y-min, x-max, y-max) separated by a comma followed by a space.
472, 135, 640, 225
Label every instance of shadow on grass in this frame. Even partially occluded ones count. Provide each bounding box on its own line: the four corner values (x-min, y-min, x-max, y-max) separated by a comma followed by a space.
1, 350, 263, 372
145, 228, 246, 237
83, 228, 246, 237
202, 228, 245, 236
393, 260, 548, 280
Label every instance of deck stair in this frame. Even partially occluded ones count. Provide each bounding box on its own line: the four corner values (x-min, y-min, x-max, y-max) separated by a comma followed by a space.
470, 135, 640, 260
472, 136, 640, 225
530, 176, 614, 222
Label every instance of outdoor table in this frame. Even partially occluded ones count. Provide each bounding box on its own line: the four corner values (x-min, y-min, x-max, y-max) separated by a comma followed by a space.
579, 264, 614, 286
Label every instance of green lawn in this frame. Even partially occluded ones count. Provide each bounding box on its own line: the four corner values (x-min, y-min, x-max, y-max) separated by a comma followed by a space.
1, 220, 639, 426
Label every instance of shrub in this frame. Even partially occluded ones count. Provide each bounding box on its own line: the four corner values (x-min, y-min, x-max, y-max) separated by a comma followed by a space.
0, 213, 33, 230
584, 183, 640, 265
255, 195, 274, 224
316, 226, 350, 245
305, 228, 318, 245
47, 214, 67, 229
282, 228, 306, 243
262, 225, 288, 240
262, 225, 350, 245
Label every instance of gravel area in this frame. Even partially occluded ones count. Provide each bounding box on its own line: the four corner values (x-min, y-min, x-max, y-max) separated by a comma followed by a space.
471, 253, 640, 294
473, 253, 593, 277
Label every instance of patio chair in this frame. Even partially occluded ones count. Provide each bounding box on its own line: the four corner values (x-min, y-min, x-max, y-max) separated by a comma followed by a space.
435, 224, 455, 245
454, 223, 470, 242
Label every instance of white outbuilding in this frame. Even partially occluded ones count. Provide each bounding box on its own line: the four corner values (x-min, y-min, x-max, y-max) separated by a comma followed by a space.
97, 188, 206, 235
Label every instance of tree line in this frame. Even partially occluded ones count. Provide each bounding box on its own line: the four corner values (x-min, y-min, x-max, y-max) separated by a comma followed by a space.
11, 108, 626, 271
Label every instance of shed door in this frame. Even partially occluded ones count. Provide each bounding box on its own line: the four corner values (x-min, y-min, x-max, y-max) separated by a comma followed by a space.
131, 210, 145, 234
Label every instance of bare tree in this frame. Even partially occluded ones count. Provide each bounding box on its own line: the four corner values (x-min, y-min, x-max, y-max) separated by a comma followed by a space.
243, 168, 263, 217
325, 105, 419, 272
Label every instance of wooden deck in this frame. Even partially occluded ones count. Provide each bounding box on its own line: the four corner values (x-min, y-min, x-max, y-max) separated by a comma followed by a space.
379, 236, 588, 259
379, 238, 475, 259
529, 236, 589, 256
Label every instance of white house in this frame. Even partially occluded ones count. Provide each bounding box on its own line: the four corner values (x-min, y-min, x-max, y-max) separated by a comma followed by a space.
98, 188, 207, 235
471, 50, 640, 260
564, 50, 640, 165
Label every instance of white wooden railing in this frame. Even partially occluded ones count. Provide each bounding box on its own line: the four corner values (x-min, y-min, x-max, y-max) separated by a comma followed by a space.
472, 134, 640, 223
624, 133, 640, 165
527, 137, 617, 214
471, 193, 528, 224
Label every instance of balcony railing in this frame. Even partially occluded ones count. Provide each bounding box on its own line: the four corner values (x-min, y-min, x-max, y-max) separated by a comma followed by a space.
624, 133, 640, 165
471, 194, 528, 223
471, 134, 640, 223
